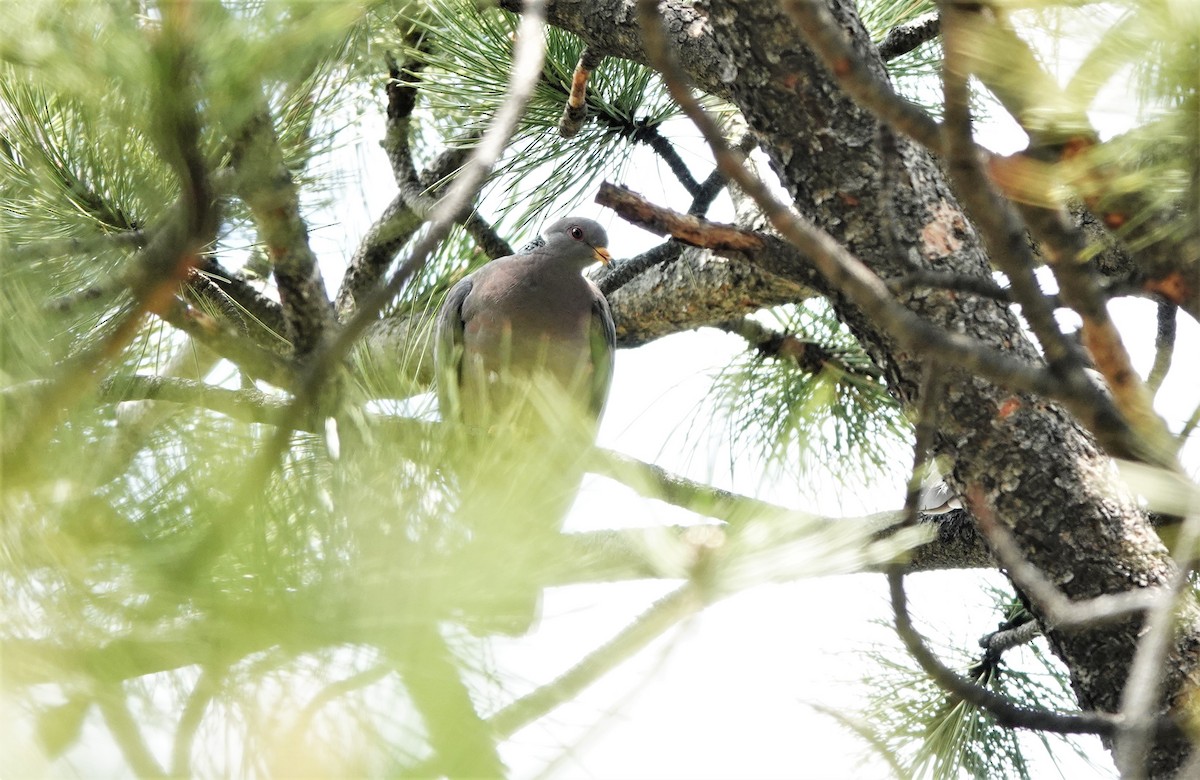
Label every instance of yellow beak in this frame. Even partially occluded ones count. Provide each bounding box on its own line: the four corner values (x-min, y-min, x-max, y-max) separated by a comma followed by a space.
593, 246, 612, 265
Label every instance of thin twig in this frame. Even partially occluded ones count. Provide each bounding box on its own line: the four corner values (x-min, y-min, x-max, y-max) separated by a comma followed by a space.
1146, 300, 1177, 396
635, 122, 702, 197
594, 240, 682, 297
558, 45, 604, 138
889, 269, 1015, 303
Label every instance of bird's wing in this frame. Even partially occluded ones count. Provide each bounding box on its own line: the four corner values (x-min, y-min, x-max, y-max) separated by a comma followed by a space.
435, 277, 473, 422
587, 283, 616, 418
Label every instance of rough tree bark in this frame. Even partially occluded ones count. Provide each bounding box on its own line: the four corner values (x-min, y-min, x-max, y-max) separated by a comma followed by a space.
496, 0, 1200, 773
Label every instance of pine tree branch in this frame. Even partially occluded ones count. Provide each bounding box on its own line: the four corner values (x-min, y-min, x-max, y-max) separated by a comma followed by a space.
632, 121, 701, 197
229, 106, 333, 357
594, 239, 682, 297
877, 11, 940, 62
687, 132, 755, 216
887, 568, 1120, 736
888, 269, 1015, 304
192, 257, 287, 338
593, 134, 753, 297
558, 45, 604, 138
782, 0, 943, 154
158, 297, 295, 389
716, 315, 883, 379
978, 617, 1041, 660
1147, 300, 1177, 396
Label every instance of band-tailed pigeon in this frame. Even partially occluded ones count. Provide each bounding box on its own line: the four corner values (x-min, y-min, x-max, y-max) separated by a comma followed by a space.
433, 217, 615, 633
435, 217, 615, 430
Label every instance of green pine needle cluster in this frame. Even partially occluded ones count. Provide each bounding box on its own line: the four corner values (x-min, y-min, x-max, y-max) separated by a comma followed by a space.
390, 0, 680, 231
850, 583, 1103, 780
698, 301, 908, 493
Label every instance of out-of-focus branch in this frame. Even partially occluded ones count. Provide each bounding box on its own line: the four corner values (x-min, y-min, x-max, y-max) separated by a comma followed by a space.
3, 17, 218, 481
170, 667, 220, 777
939, 11, 1085, 377
98, 687, 168, 779
952, 8, 1200, 323
943, 6, 1175, 466
1018, 200, 1175, 457
390, 624, 504, 777
1115, 507, 1200, 778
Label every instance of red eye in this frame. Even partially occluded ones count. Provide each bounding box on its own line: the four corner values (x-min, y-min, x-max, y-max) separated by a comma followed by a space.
569, 226, 584, 240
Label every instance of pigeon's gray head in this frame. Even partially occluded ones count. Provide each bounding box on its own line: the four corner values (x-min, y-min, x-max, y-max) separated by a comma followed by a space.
541, 217, 611, 267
